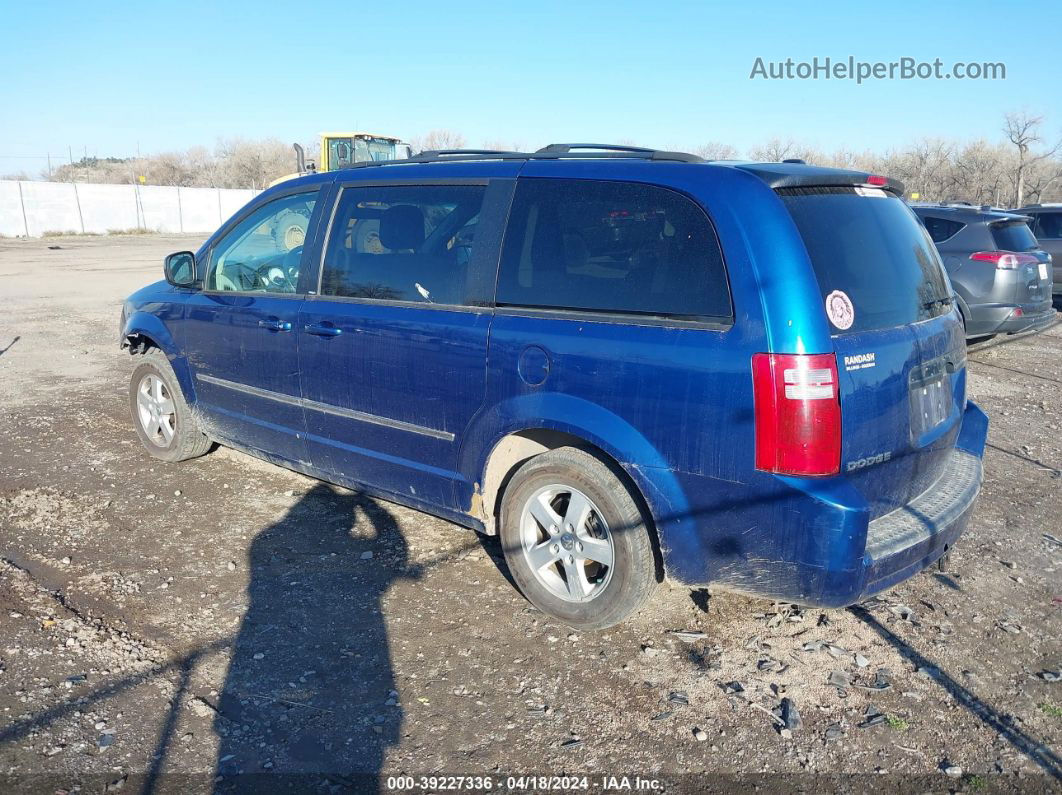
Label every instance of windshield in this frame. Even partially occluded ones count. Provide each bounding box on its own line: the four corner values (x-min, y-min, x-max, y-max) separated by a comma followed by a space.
354, 137, 399, 162
779, 187, 952, 334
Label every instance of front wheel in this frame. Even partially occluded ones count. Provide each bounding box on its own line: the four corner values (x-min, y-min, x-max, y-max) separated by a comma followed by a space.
128, 350, 212, 462
499, 447, 657, 630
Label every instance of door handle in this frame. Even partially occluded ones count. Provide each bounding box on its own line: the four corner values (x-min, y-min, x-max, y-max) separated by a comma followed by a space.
304, 323, 343, 337
258, 319, 292, 332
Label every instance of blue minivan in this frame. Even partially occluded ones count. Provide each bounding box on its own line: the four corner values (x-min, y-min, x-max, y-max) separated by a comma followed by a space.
121, 144, 989, 629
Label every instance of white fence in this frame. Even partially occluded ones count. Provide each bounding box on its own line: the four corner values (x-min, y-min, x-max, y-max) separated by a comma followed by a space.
0, 180, 260, 237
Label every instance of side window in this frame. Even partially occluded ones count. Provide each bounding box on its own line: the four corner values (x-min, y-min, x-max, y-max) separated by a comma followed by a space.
920, 215, 964, 243
206, 191, 319, 293
320, 184, 486, 305
496, 178, 732, 320
1036, 212, 1062, 239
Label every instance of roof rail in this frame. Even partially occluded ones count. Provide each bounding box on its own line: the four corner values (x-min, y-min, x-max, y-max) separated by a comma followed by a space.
536, 143, 654, 154
535, 143, 705, 163
418, 149, 523, 157
400, 149, 528, 165
340, 144, 708, 169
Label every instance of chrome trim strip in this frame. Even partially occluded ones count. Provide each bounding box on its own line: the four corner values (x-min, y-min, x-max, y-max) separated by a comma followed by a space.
300, 396, 455, 441
195, 374, 454, 442
197, 374, 302, 407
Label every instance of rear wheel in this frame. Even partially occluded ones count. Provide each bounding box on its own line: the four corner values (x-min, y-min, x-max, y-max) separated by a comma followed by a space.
499, 447, 656, 630
128, 350, 211, 462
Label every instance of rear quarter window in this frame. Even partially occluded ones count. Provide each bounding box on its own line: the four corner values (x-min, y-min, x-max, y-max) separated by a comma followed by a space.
919, 215, 965, 243
991, 221, 1039, 251
1033, 212, 1062, 239
497, 178, 732, 321
779, 187, 951, 334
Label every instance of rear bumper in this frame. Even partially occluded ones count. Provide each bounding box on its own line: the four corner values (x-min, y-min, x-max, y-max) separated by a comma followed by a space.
965, 301, 1056, 336
859, 447, 981, 598
668, 402, 989, 607
815, 401, 989, 606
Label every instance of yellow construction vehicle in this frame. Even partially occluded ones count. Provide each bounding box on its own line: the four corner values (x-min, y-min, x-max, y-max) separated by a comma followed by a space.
270, 132, 412, 187
268, 132, 413, 249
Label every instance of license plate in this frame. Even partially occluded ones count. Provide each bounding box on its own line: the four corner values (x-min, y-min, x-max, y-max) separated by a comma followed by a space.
1040, 262, 1049, 280
913, 377, 949, 434
909, 358, 951, 440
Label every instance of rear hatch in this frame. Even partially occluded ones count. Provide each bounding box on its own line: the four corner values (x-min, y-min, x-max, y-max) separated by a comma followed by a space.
779, 186, 966, 518
989, 217, 1052, 305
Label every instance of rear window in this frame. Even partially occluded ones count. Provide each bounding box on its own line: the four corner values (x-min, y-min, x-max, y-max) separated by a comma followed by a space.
779, 187, 951, 334
991, 221, 1038, 251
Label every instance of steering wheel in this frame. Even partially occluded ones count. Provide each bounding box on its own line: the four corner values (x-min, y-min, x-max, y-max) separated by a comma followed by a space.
283, 245, 304, 278
256, 257, 298, 292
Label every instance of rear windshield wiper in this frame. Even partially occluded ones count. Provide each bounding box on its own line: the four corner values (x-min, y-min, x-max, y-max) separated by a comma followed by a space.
922, 296, 953, 310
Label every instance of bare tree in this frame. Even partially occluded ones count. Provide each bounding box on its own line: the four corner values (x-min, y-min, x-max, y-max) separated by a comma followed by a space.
213, 138, 292, 189
480, 139, 526, 153
1020, 156, 1062, 205
951, 140, 1011, 206
823, 148, 858, 169
691, 142, 738, 160
1004, 111, 1062, 207
411, 130, 467, 153
894, 138, 955, 201
749, 138, 795, 162
145, 151, 197, 186
748, 138, 822, 164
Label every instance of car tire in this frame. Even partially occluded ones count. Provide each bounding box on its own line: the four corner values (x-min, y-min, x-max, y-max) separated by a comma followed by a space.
498, 447, 656, 630
128, 349, 212, 462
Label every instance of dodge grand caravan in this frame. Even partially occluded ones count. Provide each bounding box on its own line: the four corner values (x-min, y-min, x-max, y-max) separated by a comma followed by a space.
120, 144, 989, 630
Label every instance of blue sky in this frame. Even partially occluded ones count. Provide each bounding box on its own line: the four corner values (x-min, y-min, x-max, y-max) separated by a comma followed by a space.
0, 0, 1058, 176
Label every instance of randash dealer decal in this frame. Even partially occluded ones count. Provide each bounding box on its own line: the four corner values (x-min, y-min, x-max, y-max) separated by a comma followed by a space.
843, 352, 876, 372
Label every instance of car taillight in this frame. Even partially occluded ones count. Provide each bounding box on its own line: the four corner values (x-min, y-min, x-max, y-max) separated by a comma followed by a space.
970, 250, 1039, 270
752, 353, 841, 477
865, 175, 888, 187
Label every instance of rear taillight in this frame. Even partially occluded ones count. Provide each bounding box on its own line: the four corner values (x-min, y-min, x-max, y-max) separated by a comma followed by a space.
865, 175, 888, 186
752, 353, 841, 477
970, 250, 1039, 270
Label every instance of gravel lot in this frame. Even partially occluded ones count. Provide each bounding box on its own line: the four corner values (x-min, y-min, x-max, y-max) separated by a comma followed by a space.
0, 235, 1059, 793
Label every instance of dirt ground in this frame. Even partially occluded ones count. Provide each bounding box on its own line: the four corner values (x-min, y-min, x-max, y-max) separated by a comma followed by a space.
0, 234, 1059, 794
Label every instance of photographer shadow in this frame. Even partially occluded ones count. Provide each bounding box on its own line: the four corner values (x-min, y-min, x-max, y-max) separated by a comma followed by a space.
213, 483, 419, 793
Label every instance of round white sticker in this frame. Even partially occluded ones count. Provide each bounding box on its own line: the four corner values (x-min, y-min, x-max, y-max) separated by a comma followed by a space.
825, 290, 855, 330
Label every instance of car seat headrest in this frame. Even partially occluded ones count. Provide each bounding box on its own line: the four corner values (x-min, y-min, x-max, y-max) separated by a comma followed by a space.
379, 205, 425, 251
562, 233, 589, 269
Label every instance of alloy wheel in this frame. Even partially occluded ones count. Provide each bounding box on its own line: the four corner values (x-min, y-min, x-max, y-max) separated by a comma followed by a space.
136, 373, 176, 447
519, 484, 615, 602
